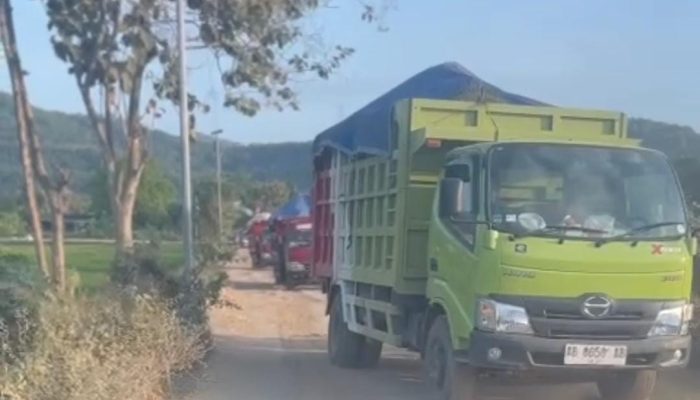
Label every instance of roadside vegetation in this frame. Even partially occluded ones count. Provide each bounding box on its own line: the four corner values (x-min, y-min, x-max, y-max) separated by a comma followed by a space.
0, 0, 387, 397
0, 284, 204, 400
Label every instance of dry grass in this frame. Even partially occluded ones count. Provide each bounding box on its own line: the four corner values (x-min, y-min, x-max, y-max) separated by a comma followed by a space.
0, 292, 205, 400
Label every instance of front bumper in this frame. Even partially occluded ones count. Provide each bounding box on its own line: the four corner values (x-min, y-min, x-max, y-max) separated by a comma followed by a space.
286, 263, 311, 280
457, 331, 691, 371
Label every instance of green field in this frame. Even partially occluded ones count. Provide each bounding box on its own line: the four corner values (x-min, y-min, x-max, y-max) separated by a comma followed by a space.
0, 241, 184, 289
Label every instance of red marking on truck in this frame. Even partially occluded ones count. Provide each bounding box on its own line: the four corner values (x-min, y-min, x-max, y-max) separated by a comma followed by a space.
651, 244, 663, 255
426, 139, 442, 148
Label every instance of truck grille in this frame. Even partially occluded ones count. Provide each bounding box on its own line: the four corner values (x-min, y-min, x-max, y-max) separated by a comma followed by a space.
492, 295, 684, 340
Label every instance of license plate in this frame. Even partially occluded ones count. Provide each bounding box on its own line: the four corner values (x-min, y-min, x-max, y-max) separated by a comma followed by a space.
564, 344, 627, 366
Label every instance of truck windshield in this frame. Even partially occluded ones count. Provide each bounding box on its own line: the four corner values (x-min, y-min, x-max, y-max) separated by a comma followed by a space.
488, 143, 687, 240
288, 229, 312, 247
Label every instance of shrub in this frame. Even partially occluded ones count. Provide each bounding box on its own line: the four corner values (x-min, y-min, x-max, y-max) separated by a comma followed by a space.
109, 240, 228, 341
0, 252, 44, 354
0, 252, 42, 319
0, 293, 204, 400
0, 212, 25, 238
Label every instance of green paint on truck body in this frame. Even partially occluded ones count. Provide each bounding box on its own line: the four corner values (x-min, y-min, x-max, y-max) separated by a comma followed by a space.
335, 98, 692, 355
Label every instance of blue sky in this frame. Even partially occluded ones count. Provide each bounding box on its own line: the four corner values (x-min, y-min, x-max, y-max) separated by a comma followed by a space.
1, 0, 699, 143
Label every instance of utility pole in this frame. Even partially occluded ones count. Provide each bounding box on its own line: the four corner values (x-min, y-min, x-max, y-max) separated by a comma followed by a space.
211, 129, 223, 242
177, 0, 194, 274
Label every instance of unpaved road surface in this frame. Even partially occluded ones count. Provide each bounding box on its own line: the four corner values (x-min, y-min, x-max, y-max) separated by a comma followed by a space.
181, 252, 698, 400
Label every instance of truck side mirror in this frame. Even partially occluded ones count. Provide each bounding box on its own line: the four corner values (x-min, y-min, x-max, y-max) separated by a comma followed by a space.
439, 178, 464, 218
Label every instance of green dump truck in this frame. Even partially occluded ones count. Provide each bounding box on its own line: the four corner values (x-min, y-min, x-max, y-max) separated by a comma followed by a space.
311, 93, 695, 399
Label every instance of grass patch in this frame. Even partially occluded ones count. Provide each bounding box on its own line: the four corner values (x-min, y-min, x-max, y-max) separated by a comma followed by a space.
0, 242, 184, 290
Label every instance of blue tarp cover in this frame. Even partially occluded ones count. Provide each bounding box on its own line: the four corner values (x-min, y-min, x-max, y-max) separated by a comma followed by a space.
272, 194, 311, 220
312, 62, 545, 157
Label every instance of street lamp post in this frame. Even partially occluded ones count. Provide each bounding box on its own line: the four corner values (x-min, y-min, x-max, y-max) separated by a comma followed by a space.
211, 129, 223, 242
176, 0, 194, 274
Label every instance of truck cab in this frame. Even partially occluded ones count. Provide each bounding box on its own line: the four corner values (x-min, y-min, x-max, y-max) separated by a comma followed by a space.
273, 217, 313, 286
428, 141, 694, 381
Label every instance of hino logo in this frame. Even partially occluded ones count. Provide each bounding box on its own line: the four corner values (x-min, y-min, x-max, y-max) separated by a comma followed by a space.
581, 295, 613, 319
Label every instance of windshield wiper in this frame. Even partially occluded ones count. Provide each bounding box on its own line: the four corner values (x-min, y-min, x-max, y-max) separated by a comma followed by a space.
595, 222, 685, 247
512, 225, 608, 240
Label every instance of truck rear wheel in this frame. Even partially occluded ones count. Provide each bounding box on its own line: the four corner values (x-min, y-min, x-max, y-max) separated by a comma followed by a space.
360, 338, 383, 367
423, 315, 476, 400
597, 370, 657, 400
328, 293, 383, 368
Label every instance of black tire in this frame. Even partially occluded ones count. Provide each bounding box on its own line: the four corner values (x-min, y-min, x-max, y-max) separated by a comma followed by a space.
423, 315, 477, 400
689, 338, 700, 369
360, 338, 383, 368
328, 293, 382, 368
597, 370, 657, 400
252, 245, 262, 268
274, 246, 285, 284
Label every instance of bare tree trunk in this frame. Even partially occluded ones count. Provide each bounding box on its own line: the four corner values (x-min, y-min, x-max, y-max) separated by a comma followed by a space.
0, 0, 49, 278
24, 104, 71, 292
115, 197, 135, 255
1, 0, 70, 292
81, 82, 147, 263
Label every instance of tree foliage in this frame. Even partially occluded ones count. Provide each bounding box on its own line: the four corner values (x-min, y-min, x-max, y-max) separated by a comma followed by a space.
164, 0, 354, 116
44, 0, 378, 262
246, 180, 292, 212
0, 210, 24, 237
194, 174, 292, 238
133, 161, 176, 228
90, 161, 175, 229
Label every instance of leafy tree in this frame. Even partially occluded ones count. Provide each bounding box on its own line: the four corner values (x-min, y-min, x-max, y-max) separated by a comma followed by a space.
90, 161, 176, 229
247, 181, 292, 212
88, 168, 111, 219
45, 0, 380, 271
0, 210, 24, 237
46, 0, 167, 260
134, 161, 176, 228
194, 175, 249, 241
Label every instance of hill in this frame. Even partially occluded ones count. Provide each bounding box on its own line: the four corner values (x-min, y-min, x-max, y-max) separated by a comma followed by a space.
1, 86, 699, 206
0, 91, 313, 202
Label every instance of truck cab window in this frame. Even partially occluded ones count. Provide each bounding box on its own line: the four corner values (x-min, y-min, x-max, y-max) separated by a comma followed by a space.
445, 162, 476, 214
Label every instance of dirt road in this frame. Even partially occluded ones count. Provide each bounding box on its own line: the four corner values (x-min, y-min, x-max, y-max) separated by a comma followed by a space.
181, 253, 698, 400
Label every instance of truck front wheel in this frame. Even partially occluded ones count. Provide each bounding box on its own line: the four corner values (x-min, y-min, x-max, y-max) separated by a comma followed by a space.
423, 315, 476, 400
328, 293, 382, 368
597, 370, 657, 400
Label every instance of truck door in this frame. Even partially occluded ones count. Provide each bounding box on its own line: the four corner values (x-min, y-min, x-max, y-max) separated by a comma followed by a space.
428, 153, 483, 336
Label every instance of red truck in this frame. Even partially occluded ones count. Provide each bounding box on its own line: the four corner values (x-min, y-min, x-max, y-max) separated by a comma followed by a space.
272, 217, 312, 286
271, 194, 313, 286
246, 212, 272, 268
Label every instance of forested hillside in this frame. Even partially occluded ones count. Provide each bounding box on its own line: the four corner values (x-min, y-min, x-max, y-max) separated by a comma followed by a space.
1, 91, 699, 212
0, 92, 313, 201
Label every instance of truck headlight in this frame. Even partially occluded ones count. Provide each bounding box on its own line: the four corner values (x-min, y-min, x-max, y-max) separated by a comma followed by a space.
477, 299, 534, 335
648, 304, 693, 337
